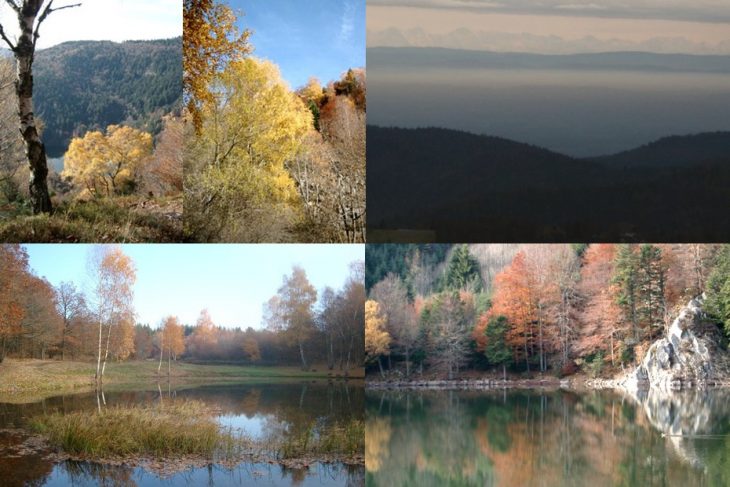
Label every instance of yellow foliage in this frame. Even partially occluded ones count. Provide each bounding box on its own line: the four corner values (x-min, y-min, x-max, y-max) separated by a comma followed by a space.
186, 57, 314, 241
183, 0, 251, 132
365, 300, 391, 361
62, 125, 153, 197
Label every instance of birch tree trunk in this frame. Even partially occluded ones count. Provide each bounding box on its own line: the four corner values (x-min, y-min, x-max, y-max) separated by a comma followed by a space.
0, 1, 79, 213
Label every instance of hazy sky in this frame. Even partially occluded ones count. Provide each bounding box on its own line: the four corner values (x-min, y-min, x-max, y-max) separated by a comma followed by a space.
25, 244, 364, 330
236, 0, 365, 88
0, 1, 182, 49
368, 0, 730, 54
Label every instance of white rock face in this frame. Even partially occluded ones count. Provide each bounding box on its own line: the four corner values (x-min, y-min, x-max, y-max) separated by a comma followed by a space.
623, 296, 730, 391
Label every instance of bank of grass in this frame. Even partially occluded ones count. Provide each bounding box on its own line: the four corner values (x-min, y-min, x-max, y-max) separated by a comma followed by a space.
31, 400, 243, 459
278, 420, 364, 459
30, 399, 363, 466
0, 195, 182, 242
0, 359, 364, 400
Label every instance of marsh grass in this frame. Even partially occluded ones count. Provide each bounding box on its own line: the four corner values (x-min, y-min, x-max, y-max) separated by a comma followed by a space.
278, 420, 364, 459
31, 400, 245, 459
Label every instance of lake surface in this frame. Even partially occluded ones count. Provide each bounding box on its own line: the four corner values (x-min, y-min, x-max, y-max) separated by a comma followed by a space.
0, 381, 365, 487
365, 388, 730, 486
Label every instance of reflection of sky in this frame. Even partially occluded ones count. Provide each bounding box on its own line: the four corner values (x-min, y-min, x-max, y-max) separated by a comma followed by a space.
217, 413, 274, 440
43, 462, 357, 486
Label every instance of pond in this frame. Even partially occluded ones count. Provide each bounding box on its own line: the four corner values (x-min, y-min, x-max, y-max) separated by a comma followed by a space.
0, 381, 365, 487
365, 388, 730, 486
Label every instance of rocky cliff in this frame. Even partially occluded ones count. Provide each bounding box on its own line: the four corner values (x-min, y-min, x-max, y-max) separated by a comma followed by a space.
623, 296, 730, 391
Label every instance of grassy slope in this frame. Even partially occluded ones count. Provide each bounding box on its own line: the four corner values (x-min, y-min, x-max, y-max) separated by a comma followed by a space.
0, 359, 363, 400
0, 196, 183, 243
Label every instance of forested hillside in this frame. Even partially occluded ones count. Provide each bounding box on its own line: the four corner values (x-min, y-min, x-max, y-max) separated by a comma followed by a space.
367, 126, 730, 242
365, 243, 730, 380
34, 38, 182, 155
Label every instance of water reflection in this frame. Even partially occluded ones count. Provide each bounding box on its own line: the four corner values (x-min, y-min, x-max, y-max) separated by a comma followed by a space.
0, 381, 364, 487
366, 389, 730, 486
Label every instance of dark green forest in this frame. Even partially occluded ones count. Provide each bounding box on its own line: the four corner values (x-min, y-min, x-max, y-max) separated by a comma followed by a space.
34, 37, 182, 156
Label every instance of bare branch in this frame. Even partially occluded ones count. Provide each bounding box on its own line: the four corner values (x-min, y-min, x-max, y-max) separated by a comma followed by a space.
34, 1, 81, 49
0, 24, 16, 51
3, 0, 20, 13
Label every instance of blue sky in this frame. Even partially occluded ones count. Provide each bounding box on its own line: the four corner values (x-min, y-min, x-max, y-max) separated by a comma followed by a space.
25, 244, 364, 330
0, 1, 182, 49
233, 0, 365, 88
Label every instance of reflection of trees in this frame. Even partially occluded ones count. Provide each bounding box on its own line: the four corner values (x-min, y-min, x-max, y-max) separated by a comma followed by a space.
62, 460, 136, 487
0, 432, 53, 487
367, 389, 725, 486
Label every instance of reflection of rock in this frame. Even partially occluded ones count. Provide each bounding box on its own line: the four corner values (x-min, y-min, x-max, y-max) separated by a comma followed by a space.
624, 296, 730, 391
621, 388, 730, 470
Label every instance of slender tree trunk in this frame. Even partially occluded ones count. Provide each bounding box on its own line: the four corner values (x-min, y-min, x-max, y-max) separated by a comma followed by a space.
405, 344, 410, 378
101, 319, 112, 379
503, 364, 506, 381
327, 332, 334, 370
157, 333, 164, 375
167, 348, 171, 377
11, 4, 52, 213
377, 356, 385, 378
95, 316, 103, 382
298, 341, 308, 371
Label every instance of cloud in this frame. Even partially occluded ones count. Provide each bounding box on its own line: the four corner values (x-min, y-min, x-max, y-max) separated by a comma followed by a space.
367, 0, 730, 23
339, 0, 356, 44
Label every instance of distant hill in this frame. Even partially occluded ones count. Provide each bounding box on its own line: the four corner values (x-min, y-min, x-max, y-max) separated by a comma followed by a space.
368, 47, 730, 73
593, 132, 730, 168
34, 37, 182, 156
367, 126, 730, 242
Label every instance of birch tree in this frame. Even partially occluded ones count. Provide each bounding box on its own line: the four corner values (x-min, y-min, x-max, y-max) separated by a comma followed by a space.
0, 0, 80, 213
88, 245, 136, 383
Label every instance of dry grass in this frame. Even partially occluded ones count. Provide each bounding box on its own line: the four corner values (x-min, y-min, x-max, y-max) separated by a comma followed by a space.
31, 400, 244, 459
0, 195, 182, 242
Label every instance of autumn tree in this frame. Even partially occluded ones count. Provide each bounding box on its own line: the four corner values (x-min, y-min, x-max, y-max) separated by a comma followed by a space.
187, 308, 217, 358
55, 281, 86, 360
0, 0, 80, 213
144, 115, 183, 195
88, 245, 136, 383
185, 58, 312, 241
264, 266, 317, 370
0, 59, 24, 198
475, 252, 537, 371
0, 245, 28, 361
159, 315, 185, 376
370, 273, 417, 376
422, 291, 471, 379
183, 0, 251, 132
63, 125, 153, 197
242, 336, 261, 362
365, 300, 390, 377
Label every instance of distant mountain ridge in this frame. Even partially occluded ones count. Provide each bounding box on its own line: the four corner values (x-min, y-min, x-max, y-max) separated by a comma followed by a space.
33, 37, 182, 155
368, 47, 730, 73
367, 125, 730, 241
593, 132, 730, 168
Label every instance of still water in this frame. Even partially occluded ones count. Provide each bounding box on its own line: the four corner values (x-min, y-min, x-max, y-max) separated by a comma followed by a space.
366, 388, 730, 486
0, 381, 365, 487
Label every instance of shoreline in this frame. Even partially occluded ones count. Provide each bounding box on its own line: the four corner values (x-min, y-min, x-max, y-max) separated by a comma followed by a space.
366, 377, 730, 391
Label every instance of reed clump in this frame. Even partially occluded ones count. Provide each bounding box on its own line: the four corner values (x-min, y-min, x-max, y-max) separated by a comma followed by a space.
31, 400, 243, 459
